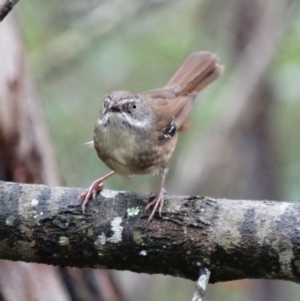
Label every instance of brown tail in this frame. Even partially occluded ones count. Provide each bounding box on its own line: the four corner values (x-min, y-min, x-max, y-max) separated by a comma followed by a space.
165, 51, 224, 96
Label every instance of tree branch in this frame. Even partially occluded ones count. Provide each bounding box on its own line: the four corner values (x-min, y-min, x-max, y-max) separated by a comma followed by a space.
0, 0, 19, 21
0, 180, 300, 284
192, 268, 210, 301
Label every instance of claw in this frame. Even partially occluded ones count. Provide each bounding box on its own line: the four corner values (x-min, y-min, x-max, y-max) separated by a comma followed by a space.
145, 166, 168, 222
145, 188, 165, 222
78, 171, 116, 213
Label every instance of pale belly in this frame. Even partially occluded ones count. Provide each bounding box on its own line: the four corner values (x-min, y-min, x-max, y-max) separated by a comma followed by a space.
93, 125, 177, 176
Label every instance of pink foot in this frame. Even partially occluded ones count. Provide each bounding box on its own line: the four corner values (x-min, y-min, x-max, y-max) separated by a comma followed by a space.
145, 188, 166, 222
79, 179, 104, 213
79, 171, 116, 213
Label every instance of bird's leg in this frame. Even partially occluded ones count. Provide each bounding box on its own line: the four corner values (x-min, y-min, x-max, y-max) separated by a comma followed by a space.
79, 171, 116, 213
145, 166, 169, 222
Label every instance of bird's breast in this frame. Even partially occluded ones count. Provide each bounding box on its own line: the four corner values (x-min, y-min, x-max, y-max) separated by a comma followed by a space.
93, 116, 177, 176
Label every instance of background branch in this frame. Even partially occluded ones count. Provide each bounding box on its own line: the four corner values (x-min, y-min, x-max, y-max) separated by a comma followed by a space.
1, 180, 300, 284
0, 0, 19, 21
192, 269, 210, 301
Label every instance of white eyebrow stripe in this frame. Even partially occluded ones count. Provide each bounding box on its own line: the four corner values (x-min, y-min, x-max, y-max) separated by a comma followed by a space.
120, 97, 136, 105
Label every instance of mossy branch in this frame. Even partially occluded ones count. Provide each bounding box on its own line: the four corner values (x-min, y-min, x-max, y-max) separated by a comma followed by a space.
0, 180, 300, 284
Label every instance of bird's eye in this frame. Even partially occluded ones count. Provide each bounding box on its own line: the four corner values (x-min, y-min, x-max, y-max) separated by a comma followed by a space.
128, 102, 137, 112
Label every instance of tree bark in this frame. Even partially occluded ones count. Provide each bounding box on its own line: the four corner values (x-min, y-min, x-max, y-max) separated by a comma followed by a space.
1, 180, 299, 284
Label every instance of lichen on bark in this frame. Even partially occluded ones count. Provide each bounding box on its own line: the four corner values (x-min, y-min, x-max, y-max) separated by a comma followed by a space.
0, 180, 300, 284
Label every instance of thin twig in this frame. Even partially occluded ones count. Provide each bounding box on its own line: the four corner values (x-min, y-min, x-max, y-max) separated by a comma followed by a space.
192, 269, 211, 301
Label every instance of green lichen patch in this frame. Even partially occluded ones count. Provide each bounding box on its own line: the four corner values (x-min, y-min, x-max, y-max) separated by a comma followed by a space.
5, 215, 15, 226
59, 236, 69, 246
279, 249, 294, 267
87, 228, 94, 237
127, 207, 140, 217
293, 259, 300, 273
73, 215, 84, 220
32, 212, 42, 226
195, 199, 203, 209
133, 231, 144, 245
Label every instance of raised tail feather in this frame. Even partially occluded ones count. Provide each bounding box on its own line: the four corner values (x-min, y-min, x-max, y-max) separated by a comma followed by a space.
165, 51, 224, 96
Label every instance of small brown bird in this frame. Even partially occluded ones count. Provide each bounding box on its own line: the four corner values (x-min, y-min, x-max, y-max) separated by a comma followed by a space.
80, 51, 223, 221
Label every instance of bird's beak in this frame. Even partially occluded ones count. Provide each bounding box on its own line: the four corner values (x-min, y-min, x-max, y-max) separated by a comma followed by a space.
110, 105, 122, 112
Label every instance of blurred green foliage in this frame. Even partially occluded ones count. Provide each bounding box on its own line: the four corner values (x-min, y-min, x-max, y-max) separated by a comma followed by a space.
17, 0, 230, 190
272, 17, 300, 200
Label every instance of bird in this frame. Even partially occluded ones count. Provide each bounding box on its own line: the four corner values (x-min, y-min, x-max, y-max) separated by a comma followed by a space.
79, 51, 224, 221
